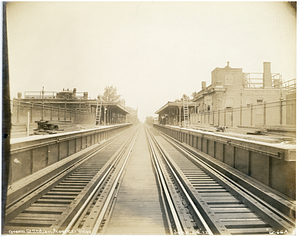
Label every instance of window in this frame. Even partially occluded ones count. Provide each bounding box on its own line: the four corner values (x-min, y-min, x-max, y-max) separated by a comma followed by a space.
225, 74, 233, 85
257, 99, 263, 104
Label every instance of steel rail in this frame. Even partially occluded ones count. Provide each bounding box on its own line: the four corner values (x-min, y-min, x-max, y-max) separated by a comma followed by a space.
159, 128, 295, 211
90, 126, 142, 234
145, 127, 184, 235
62, 126, 140, 235
146, 126, 213, 235
154, 127, 295, 233
147, 140, 174, 235
6, 126, 132, 212
6, 138, 130, 225
159, 129, 296, 221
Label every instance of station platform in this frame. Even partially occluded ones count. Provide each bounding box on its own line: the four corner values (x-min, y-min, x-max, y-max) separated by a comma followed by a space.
8, 123, 131, 190
154, 123, 296, 199
10, 124, 116, 144
183, 124, 295, 145
105, 127, 167, 235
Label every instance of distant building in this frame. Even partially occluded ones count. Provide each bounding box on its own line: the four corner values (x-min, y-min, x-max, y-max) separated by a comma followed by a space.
155, 62, 295, 128
126, 107, 139, 125
12, 88, 129, 125
145, 116, 154, 125
155, 100, 197, 126
23, 88, 89, 101
190, 62, 286, 126
193, 62, 283, 112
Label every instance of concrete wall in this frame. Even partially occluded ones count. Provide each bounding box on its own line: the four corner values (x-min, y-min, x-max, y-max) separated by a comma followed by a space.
9, 124, 131, 185
154, 124, 296, 199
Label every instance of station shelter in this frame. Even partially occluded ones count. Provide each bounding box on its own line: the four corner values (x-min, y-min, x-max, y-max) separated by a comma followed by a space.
155, 101, 197, 126
12, 88, 129, 126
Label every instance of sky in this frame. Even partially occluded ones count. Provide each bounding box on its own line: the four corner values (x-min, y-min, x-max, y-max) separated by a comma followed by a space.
6, 1, 296, 122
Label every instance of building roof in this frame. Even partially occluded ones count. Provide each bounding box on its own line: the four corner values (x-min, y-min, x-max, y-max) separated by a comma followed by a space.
155, 101, 197, 114
100, 101, 130, 114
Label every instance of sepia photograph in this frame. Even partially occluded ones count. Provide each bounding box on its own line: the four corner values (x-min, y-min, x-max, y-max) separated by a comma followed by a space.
2, 1, 296, 235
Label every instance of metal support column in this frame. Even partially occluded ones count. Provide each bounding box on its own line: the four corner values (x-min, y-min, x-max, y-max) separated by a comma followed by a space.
263, 101, 266, 125
104, 106, 107, 126
178, 106, 182, 127
240, 105, 242, 126
280, 99, 283, 125
250, 104, 253, 126
31, 103, 33, 123
224, 109, 226, 127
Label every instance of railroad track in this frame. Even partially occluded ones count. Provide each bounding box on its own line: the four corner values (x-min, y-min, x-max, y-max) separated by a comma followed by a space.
145, 125, 295, 235
4, 125, 140, 235
145, 125, 212, 235
4, 123, 296, 235
65, 125, 141, 234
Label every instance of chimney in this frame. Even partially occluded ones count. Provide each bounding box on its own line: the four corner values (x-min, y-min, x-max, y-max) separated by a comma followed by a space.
202, 81, 206, 90
17, 92, 22, 99
83, 92, 88, 99
263, 62, 272, 88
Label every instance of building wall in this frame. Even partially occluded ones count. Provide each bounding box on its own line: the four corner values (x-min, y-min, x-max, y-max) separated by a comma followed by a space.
211, 66, 244, 89
197, 66, 245, 112
241, 89, 282, 105
241, 89, 283, 125
192, 63, 286, 127
125, 107, 139, 124
286, 92, 296, 125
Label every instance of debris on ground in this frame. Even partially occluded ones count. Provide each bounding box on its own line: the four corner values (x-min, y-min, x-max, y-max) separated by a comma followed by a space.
34, 120, 80, 135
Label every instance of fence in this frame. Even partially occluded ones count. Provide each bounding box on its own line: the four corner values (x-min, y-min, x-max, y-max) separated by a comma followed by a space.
11, 100, 95, 125
190, 98, 296, 128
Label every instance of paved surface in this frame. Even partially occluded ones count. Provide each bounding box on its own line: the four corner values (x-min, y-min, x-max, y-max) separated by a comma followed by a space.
105, 126, 167, 235
185, 124, 295, 144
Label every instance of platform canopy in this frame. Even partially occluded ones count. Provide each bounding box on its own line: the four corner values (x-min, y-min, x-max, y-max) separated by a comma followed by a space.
17, 97, 130, 115
155, 101, 197, 115
90, 101, 130, 115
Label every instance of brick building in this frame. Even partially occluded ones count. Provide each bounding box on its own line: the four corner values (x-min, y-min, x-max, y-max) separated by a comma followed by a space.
193, 62, 283, 112
156, 62, 295, 128
191, 62, 287, 127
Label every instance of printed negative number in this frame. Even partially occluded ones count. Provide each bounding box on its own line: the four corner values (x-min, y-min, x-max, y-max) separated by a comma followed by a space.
269, 230, 288, 235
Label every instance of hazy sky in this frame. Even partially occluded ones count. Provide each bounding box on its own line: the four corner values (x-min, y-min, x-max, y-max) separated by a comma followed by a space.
6, 1, 296, 121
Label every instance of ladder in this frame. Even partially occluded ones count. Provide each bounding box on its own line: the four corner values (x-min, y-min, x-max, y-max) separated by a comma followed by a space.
183, 97, 189, 128
95, 102, 102, 125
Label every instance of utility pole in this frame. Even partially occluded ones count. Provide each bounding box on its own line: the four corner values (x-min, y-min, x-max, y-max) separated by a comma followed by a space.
42, 86, 44, 120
